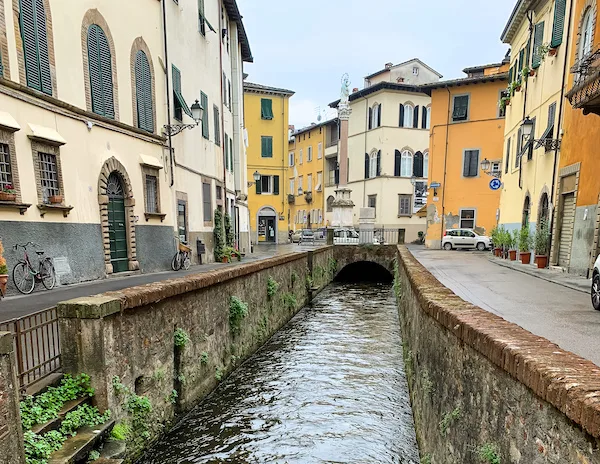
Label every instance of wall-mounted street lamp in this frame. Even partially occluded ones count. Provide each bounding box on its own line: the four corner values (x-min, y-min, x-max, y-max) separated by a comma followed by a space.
521, 116, 561, 151
163, 100, 204, 137
410, 175, 417, 186
247, 170, 261, 188
480, 158, 501, 178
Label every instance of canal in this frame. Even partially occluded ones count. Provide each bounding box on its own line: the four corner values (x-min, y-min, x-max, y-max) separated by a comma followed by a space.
138, 281, 419, 463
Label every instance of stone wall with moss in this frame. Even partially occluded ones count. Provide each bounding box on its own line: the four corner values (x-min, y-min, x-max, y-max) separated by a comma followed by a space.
0, 332, 25, 464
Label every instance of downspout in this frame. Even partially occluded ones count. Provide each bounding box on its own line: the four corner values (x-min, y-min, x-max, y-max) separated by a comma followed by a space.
519, 11, 535, 190
161, 0, 174, 187
440, 87, 451, 245
363, 97, 369, 208
219, 0, 227, 223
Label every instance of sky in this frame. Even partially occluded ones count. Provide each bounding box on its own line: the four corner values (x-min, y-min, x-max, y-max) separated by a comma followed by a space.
237, 0, 515, 129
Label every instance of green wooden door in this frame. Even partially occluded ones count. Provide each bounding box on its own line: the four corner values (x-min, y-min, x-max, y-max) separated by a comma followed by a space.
107, 173, 128, 273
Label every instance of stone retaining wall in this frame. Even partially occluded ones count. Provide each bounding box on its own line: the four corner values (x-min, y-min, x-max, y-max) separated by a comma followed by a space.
396, 246, 600, 463
0, 332, 25, 464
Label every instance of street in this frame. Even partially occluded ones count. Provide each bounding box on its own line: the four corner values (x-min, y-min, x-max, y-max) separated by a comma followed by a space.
409, 246, 600, 366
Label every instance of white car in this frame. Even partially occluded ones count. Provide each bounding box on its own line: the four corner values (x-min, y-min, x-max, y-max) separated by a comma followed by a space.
592, 255, 600, 311
442, 229, 491, 251
333, 228, 384, 245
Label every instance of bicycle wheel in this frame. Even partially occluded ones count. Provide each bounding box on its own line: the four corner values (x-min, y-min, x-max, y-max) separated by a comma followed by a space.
182, 252, 191, 270
40, 259, 56, 290
13, 262, 35, 294
171, 252, 181, 271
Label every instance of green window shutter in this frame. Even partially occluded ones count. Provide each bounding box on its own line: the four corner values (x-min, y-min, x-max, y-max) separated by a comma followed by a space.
551, 0, 566, 48
508, 66, 513, 83
261, 136, 266, 157
273, 176, 280, 195
172, 65, 192, 119
532, 22, 545, 69
256, 176, 262, 194
201, 92, 209, 139
261, 99, 273, 120
135, 51, 154, 132
21, 0, 52, 94
224, 134, 229, 169
88, 25, 115, 119
228, 138, 233, 172
197, 0, 205, 36
34, 0, 51, 95
213, 106, 220, 144
525, 38, 531, 67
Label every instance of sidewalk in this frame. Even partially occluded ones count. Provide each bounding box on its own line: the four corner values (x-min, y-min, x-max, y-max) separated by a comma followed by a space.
0, 242, 317, 322
488, 255, 590, 294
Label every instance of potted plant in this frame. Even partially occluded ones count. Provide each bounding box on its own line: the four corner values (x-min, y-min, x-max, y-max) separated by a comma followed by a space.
0, 238, 8, 296
548, 47, 558, 57
0, 184, 16, 202
534, 220, 550, 269
499, 96, 511, 112
48, 194, 63, 204
521, 66, 531, 81
508, 229, 518, 261
508, 81, 519, 96
519, 225, 533, 265
223, 246, 241, 262
491, 226, 501, 257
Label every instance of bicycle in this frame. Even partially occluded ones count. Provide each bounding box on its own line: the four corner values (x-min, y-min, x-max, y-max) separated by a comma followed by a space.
12, 242, 56, 294
171, 239, 191, 271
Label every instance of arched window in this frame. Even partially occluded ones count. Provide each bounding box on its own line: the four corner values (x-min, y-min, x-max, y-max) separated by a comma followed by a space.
369, 151, 378, 178
371, 103, 381, 128
423, 151, 429, 178
522, 195, 531, 227
88, 24, 115, 118
327, 195, 335, 212
413, 151, 424, 177
580, 8, 594, 60
539, 193, 549, 225
413, 105, 420, 128
134, 50, 154, 132
394, 150, 401, 176
401, 150, 413, 177
403, 104, 414, 128
20, 0, 52, 95
422, 107, 431, 129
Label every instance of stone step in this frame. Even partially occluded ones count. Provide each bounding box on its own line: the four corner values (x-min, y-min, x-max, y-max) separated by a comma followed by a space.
99, 439, 126, 459
94, 459, 123, 464
26, 372, 64, 397
31, 396, 91, 435
48, 420, 115, 464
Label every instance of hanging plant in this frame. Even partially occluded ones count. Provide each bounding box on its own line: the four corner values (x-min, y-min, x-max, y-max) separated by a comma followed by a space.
521, 66, 531, 81
499, 96, 511, 112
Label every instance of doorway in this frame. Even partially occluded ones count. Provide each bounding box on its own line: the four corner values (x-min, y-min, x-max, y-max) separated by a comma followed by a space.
107, 173, 129, 273
258, 217, 276, 243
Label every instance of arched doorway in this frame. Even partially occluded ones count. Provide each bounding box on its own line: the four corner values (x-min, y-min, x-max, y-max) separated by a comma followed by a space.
98, 157, 139, 274
522, 195, 531, 227
538, 192, 549, 226
257, 206, 277, 243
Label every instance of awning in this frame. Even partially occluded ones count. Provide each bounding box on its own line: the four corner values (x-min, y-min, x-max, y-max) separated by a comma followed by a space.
139, 154, 163, 169
0, 111, 20, 132
27, 123, 66, 146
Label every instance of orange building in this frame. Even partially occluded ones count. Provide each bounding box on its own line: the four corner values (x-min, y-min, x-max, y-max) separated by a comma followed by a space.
560, 0, 600, 275
422, 61, 509, 249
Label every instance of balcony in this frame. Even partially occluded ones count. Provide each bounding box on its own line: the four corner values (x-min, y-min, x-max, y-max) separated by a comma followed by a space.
567, 48, 600, 115
304, 191, 313, 203
287, 194, 295, 204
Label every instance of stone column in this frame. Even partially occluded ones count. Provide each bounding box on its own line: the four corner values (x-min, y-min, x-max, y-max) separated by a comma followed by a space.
359, 207, 376, 244
0, 332, 25, 464
331, 102, 354, 228
338, 104, 350, 187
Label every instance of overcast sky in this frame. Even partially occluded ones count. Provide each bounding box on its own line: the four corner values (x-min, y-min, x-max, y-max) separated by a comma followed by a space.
238, 0, 514, 129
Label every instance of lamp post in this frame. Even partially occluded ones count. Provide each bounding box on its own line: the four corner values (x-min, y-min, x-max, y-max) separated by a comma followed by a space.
480, 158, 501, 178
410, 175, 417, 186
247, 170, 261, 187
163, 100, 204, 136
520, 116, 561, 151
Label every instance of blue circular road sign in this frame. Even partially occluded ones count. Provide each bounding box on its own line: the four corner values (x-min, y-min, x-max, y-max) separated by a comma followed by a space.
489, 178, 502, 191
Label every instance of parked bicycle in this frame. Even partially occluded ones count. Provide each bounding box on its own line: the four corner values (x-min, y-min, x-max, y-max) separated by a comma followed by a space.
171, 239, 191, 271
12, 242, 56, 294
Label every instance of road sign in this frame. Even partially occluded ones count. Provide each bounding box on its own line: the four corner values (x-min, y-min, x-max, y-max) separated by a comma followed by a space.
430, 182, 441, 188
489, 178, 502, 191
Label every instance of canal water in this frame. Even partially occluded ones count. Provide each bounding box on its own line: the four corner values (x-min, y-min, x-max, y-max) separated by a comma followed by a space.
138, 282, 419, 463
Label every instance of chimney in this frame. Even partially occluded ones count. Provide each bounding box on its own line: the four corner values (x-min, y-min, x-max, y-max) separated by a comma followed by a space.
352, 88, 359, 93
385, 62, 393, 69
288, 125, 295, 132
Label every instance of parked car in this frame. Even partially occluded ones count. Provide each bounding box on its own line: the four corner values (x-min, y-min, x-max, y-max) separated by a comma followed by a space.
442, 229, 491, 251
314, 228, 327, 240
333, 228, 359, 245
591, 255, 600, 311
294, 229, 315, 245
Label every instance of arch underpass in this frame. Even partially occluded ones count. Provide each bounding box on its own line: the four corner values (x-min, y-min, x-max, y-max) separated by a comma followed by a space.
334, 260, 393, 283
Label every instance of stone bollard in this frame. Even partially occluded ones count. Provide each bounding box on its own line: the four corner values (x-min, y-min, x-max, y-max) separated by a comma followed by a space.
0, 331, 26, 464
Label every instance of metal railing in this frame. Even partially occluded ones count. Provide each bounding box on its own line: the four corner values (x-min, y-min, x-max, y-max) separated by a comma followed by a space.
333, 228, 407, 245
0, 307, 61, 390
570, 48, 600, 86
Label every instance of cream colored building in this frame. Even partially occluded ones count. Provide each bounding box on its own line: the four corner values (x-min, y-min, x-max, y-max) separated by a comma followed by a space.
0, 0, 251, 290
328, 59, 441, 242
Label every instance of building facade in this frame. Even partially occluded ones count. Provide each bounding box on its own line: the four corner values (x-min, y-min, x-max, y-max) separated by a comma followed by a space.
498, 0, 572, 246
329, 59, 441, 242
244, 82, 294, 244
423, 62, 509, 248
560, 0, 600, 275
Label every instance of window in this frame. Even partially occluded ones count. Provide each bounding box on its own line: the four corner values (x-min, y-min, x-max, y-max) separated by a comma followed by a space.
491, 162, 501, 177
551, 0, 567, 48
261, 136, 273, 158
327, 158, 337, 185
463, 149, 479, 177
256, 175, 279, 195
522, 196, 531, 227
298, 175, 303, 194
228, 136, 233, 172
369, 103, 381, 129
540, 103, 556, 151
145, 175, 158, 213
88, 25, 115, 118
222, 72, 227, 106
316, 171, 322, 191
422, 106, 431, 129
423, 151, 429, 178
177, 200, 187, 240
368, 195, 377, 215
290, 178, 294, 195
20, 0, 52, 95
134, 51, 153, 132
213, 105, 220, 144
224, 134, 229, 170
307, 173, 312, 191
368, 152, 378, 178
401, 104, 413, 128
198, 0, 206, 35
533, 22, 545, 69
460, 209, 475, 229
580, 8, 594, 60
261, 98, 274, 119
401, 150, 413, 177
412, 66, 419, 75
216, 185, 222, 200
394, 150, 401, 176
299, 148, 303, 164
289, 152, 295, 166
0, 143, 13, 191
539, 192, 550, 224
505, 137, 511, 174
39, 152, 59, 200
307, 146, 313, 162
327, 195, 334, 212
203, 182, 212, 222
498, 90, 509, 118
526, 117, 536, 160
228, 80, 232, 110
452, 95, 469, 122
201, 92, 209, 139
413, 106, 420, 128
173, 65, 192, 122
318, 142, 323, 159
413, 151, 424, 177
398, 194, 411, 216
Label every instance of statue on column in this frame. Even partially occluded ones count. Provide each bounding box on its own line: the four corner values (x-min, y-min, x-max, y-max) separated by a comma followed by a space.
340, 73, 350, 105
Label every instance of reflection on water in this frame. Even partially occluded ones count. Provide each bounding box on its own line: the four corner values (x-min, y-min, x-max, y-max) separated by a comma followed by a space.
138, 283, 419, 464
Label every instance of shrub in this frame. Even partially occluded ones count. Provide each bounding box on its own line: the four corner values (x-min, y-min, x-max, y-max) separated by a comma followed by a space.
267, 277, 279, 298
229, 296, 248, 334
214, 208, 225, 261
518, 225, 532, 252
534, 219, 550, 255
173, 328, 190, 348
0, 239, 7, 275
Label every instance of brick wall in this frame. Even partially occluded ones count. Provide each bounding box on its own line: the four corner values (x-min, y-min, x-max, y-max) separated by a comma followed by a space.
396, 246, 600, 463
0, 332, 25, 464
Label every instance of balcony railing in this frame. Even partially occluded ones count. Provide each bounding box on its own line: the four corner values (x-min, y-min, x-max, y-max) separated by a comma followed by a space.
567, 48, 600, 115
287, 194, 295, 204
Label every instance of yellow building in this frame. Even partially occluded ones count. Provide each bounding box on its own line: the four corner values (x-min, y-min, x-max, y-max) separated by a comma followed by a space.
288, 120, 332, 232
498, 0, 573, 240
244, 82, 294, 244
423, 62, 509, 248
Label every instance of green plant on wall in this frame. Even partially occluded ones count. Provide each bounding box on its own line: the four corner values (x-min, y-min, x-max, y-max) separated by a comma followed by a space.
229, 296, 249, 334
282, 292, 297, 311
477, 443, 501, 464
314, 265, 325, 281
167, 389, 178, 405
215, 367, 224, 381
214, 208, 225, 261
439, 407, 461, 437
201, 352, 209, 364
111, 422, 131, 441
174, 328, 190, 348
224, 213, 235, 247
267, 276, 279, 298
290, 271, 298, 287
111, 376, 153, 443
0, 238, 7, 275
328, 258, 338, 277
421, 454, 432, 464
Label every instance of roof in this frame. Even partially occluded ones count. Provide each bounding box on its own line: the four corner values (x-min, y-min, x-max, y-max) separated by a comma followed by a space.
292, 117, 339, 137
462, 62, 505, 74
243, 82, 295, 96
329, 81, 426, 108
364, 58, 443, 80
501, 0, 541, 43
223, 0, 253, 63
420, 73, 508, 95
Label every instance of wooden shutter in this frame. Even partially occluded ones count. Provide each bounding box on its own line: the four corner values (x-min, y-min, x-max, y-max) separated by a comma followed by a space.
399, 104, 404, 127
413, 151, 424, 177
518, 48, 525, 74
394, 150, 401, 176
224, 134, 229, 169
525, 38, 531, 68
229, 138, 233, 172
377, 104, 382, 127
256, 176, 262, 194
201, 92, 209, 139
20, 0, 41, 91
214, 106, 220, 144
376, 150, 381, 176
368, 107, 372, 130
267, 137, 273, 157
505, 138, 511, 173
469, 150, 479, 176
508, 66, 513, 83
413, 106, 419, 128
273, 176, 280, 195
364, 153, 369, 179
551, 0, 566, 48
88, 25, 114, 118
532, 22, 545, 69
463, 151, 471, 177
34, 0, 51, 95
135, 51, 153, 132
421, 108, 427, 129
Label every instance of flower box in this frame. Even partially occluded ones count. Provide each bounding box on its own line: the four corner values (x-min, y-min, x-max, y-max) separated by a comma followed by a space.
49, 195, 63, 204
0, 192, 16, 201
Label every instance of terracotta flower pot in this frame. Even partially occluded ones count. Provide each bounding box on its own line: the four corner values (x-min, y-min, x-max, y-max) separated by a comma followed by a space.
549, 48, 558, 57
0, 274, 8, 296
509, 250, 517, 261
529, 69, 536, 76
222, 256, 229, 263
494, 248, 502, 257
49, 195, 63, 204
0, 192, 16, 201
516, 85, 522, 92
520, 252, 532, 265
535, 255, 548, 269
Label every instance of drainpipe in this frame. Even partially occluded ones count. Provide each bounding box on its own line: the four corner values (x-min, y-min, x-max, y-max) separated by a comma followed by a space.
440, 87, 451, 246
161, 0, 174, 187
362, 96, 369, 208
219, 0, 227, 227
519, 11, 535, 190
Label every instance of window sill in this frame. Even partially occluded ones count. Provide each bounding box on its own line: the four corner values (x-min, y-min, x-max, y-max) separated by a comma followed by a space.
144, 212, 166, 222
0, 201, 31, 215
37, 203, 74, 218
398, 215, 413, 218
